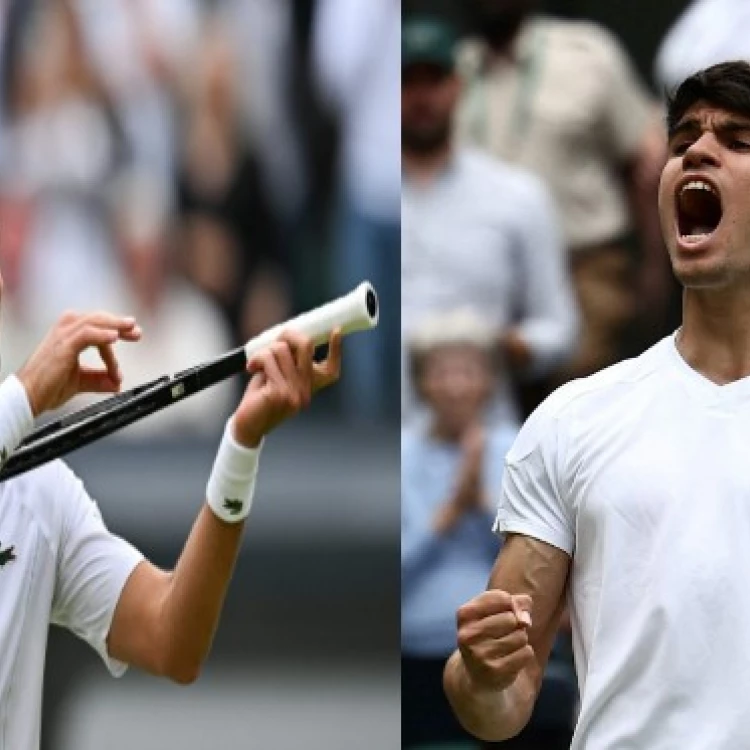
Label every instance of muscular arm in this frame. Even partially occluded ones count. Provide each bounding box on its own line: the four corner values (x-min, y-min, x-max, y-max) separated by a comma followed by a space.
106, 330, 341, 684
107, 505, 244, 684
443, 533, 571, 741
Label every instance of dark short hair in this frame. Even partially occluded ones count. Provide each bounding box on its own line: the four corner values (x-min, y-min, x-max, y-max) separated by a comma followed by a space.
666, 60, 750, 137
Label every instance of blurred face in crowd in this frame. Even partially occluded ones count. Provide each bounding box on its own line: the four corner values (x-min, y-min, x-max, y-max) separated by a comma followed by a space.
660, 102, 750, 289
402, 63, 460, 154
418, 344, 495, 439
469, 0, 536, 50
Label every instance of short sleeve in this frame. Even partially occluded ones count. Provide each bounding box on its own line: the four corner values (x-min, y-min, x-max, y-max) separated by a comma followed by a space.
493, 395, 575, 556
51, 464, 144, 677
483, 424, 520, 514
594, 25, 657, 162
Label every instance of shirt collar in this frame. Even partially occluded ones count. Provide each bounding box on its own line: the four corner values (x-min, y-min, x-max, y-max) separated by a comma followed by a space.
402, 148, 461, 190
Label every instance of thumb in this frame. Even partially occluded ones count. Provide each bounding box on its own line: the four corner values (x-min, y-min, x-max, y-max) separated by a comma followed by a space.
511, 594, 533, 628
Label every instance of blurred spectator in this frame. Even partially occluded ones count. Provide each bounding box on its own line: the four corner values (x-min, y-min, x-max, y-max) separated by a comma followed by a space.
72, 0, 202, 207
0, 0, 124, 329
455, 0, 669, 386
0, 0, 233, 437
655, 0, 750, 96
311, 0, 400, 421
102, 166, 235, 439
401, 308, 517, 748
401, 14, 578, 427
216, 0, 307, 226
177, 15, 292, 346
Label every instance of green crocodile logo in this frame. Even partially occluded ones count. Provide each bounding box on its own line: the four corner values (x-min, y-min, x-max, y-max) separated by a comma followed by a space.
0, 543, 16, 567
223, 498, 244, 516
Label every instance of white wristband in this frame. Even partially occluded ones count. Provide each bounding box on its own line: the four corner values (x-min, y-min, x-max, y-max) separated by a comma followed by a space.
206, 419, 263, 523
0, 375, 34, 467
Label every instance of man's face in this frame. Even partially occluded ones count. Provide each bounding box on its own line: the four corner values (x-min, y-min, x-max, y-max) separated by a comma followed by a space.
418, 345, 494, 435
402, 64, 460, 154
659, 102, 750, 289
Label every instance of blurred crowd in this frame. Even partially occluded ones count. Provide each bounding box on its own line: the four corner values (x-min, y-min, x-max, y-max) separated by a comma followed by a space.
0, 0, 401, 433
401, 0, 738, 748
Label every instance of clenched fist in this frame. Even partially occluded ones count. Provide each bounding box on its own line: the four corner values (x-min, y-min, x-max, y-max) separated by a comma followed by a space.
457, 590, 535, 692
17, 311, 142, 417
231, 328, 342, 448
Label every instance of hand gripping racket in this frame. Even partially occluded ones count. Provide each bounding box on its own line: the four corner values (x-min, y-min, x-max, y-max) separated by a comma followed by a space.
0, 281, 379, 482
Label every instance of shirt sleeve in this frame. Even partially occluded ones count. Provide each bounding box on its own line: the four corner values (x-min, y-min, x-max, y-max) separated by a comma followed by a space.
50, 463, 145, 677
477, 425, 519, 554
512, 175, 579, 376
493, 394, 575, 556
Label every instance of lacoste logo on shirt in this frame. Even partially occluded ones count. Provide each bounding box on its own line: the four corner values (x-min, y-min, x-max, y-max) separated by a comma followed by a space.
0, 543, 16, 567
223, 498, 244, 516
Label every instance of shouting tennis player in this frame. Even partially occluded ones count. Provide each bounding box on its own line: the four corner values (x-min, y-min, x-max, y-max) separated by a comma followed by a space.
0, 305, 341, 749
444, 60, 750, 748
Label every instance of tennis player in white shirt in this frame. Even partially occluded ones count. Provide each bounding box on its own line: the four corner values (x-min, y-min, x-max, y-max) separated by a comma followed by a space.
445, 60, 750, 749
0, 302, 341, 749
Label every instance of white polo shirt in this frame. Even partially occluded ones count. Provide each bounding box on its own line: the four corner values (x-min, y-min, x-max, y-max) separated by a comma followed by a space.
0, 458, 143, 749
496, 333, 750, 748
402, 147, 578, 423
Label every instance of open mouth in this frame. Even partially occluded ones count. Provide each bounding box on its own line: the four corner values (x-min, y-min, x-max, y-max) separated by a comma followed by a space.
676, 179, 723, 243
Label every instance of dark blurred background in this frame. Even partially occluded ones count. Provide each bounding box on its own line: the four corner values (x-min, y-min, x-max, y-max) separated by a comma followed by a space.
402, 0, 688, 90
0, 0, 399, 747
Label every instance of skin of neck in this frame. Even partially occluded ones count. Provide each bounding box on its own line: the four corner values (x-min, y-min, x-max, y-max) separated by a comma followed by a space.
678, 285, 750, 383
402, 142, 453, 186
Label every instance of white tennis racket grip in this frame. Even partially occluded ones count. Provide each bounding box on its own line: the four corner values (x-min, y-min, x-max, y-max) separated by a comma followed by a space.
243, 281, 379, 360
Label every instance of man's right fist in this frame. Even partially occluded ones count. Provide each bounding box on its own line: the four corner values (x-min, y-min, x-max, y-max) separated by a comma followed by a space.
17, 311, 142, 417
457, 590, 535, 691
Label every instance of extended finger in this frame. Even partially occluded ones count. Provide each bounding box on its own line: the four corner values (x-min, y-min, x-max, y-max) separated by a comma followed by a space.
118, 324, 142, 342
68, 312, 138, 333
69, 314, 141, 344
312, 328, 342, 392
97, 342, 122, 385
69, 325, 121, 353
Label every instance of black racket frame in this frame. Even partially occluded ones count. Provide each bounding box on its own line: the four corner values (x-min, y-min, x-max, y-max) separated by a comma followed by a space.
0, 347, 247, 482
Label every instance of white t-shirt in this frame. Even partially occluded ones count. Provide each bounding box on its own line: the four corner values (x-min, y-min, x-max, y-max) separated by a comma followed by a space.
496, 332, 750, 748
0, 460, 143, 750
402, 148, 578, 424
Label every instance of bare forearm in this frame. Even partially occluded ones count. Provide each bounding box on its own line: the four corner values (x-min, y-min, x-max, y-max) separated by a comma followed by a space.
443, 650, 536, 742
109, 328, 342, 683
161, 504, 244, 680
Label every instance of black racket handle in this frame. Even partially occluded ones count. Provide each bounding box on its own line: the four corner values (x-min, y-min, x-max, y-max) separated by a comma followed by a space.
0, 348, 247, 482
